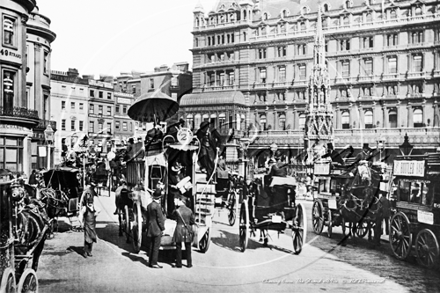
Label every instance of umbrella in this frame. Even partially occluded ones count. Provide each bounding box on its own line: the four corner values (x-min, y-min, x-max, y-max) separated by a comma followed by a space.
128, 90, 179, 123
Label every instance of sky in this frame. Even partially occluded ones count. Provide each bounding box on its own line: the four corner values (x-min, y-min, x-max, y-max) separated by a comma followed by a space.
36, 0, 218, 78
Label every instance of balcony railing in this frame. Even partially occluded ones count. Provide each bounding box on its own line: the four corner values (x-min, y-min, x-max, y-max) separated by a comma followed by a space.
0, 106, 39, 119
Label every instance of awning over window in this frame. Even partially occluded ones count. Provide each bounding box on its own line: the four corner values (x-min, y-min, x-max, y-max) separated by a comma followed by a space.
180, 91, 246, 107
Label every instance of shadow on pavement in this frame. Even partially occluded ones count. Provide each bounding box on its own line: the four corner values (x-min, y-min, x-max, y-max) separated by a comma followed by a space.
95, 220, 177, 267
66, 246, 86, 258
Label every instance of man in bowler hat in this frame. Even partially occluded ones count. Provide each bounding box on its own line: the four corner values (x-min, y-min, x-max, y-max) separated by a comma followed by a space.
146, 188, 165, 268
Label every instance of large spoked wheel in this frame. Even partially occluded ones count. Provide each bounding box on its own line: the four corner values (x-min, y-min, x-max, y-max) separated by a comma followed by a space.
17, 268, 38, 293
389, 212, 412, 260
312, 200, 324, 235
0, 268, 16, 293
292, 202, 307, 255
131, 201, 143, 254
199, 229, 211, 253
124, 205, 130, 243
355, 219, 370, 238
415, 228, 439, 268
228, 191, 237, 226
327, 209, 333, 238
239, 200, 249, 252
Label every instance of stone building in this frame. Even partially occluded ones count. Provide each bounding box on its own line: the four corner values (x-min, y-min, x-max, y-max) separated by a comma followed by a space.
0, 0, 55, 176
87, 78, 114, 153
50, 69, 89, 162
184, 0, 440, 165
26, 5, 56, 169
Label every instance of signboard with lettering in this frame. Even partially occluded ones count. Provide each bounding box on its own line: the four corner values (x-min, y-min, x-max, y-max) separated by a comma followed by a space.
417, 210, 434, 225
177, 128, 193, 145
314, 163, 330, 175
0, 48, 22, 64
393, 160, 425, 177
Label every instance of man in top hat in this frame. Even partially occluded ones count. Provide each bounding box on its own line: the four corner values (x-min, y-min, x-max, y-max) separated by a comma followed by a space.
356, 143, 371, 162
146, 188, 165, 268
196, 121, 222, 182
79, 179, 99, 257
322, 142, 344, 165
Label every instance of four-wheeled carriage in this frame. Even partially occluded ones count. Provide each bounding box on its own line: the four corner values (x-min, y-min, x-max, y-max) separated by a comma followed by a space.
389, 153, 440, 268
39, 167, 83, 231
312, 161, 391, 242
0, 172, 50, 293
239, 175, 307, 254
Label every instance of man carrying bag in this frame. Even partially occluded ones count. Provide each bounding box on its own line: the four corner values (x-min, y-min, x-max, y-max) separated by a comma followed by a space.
172, 196, 196, 268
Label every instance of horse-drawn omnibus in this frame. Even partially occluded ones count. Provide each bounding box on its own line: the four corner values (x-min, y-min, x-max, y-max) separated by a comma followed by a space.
0, 172, 50, 292
118, 128, 213, 254
389, 152, 440, 268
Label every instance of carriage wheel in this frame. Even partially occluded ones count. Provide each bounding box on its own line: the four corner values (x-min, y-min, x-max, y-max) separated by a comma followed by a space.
312, 200, 324, 235
389, 212, 412, 260
199, 229, 211, 253
415, 229, 439, 268
228, 191, 237, 226
131, 201, 143, 254
355, 219, 370, 238
239, 200, 249, 252
0, 268, 16, 293
17, 269, 38, 293
124, 205, 130, 243
327, 209, 333, 238
292, 202, 307, 255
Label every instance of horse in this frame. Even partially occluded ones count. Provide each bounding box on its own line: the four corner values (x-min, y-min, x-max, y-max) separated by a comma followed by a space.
338, 163, 386, 246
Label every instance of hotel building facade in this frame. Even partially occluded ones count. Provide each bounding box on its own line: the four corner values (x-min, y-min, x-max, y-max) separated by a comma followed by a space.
181, 0, 440, 165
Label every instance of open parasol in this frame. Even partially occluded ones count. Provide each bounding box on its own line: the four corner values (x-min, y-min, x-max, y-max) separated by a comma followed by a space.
128, 90, 179, 123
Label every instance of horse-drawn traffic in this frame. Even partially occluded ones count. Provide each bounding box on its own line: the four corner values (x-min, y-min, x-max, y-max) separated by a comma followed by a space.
311, 160, 391, 244
389, 152, 440, 268
0, 171, 51, 292
239, 174, 307, 254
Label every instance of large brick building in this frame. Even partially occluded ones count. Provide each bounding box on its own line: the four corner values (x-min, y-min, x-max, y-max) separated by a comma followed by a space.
181, 0, 440, 165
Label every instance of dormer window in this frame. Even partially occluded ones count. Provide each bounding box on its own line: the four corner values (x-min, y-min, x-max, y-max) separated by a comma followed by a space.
345, 0, 352, 8
281, 9, 288, 18
323, 3, 329, 12
301, 6, 308, 15
263, 13, 269, 20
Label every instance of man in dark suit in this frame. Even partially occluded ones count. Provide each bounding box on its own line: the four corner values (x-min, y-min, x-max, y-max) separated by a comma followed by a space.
172, 196, 196, 268
146, 188, 165, 268
196, 121, 222, 181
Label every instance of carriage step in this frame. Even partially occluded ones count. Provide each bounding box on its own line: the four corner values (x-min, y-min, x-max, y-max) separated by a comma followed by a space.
196, 199, 215, 205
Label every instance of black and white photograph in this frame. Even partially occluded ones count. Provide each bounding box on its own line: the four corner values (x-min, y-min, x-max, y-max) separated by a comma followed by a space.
0, 0, 440, 292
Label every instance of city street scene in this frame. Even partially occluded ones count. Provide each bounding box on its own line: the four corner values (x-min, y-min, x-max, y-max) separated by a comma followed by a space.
0, 0, 440, 292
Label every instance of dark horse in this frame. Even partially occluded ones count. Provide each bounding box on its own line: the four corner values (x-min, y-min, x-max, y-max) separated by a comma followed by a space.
115, 187, 133, 243
338, 163, 387, 246
9, 182, 50, 272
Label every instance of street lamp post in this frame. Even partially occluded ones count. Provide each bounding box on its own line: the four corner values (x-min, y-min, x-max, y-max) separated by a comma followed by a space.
44, 124, 54, 170
399, 133, 414, 158
377, 139, 386, 161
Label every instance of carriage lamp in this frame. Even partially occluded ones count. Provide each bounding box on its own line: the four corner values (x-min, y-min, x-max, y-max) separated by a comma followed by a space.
44, 124, 54, 169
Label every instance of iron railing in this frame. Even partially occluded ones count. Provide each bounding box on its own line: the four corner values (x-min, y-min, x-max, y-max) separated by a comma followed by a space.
0, 106, 39, 119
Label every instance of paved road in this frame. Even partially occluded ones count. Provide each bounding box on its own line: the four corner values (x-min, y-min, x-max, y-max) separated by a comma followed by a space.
37, 192, 440, 293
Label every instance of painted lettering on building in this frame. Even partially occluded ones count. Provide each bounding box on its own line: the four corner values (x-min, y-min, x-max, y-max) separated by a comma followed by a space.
393, 160, 425, 177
